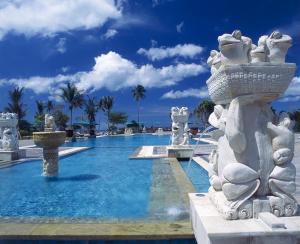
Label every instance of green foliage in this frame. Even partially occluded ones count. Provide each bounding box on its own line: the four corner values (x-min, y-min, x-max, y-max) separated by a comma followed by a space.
53, 109, 69, 130
109, 112, 128, 126
84, 96, 99, 135
194, 100, 215, 128
132, 85, 146, 131
5, 87, 26, 121
60, 82, 84, 127
289, 110, 300, 132
99, 96, 114, 131
46, 100, 54, 113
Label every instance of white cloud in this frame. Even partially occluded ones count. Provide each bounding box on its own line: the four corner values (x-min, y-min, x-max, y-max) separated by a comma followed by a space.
0, 51, 207, 95
61, 66, 70, 73
161, 87, 209, 99
0, 0, 122, 39
176, 21, 184, 33
56, 38, 66, 53
137, 44, 204, 61
279, 76, 300, 102
103, 29, 118, 39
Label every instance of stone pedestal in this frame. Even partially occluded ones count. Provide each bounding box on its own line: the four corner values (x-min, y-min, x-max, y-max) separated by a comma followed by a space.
42, 148, 59, 177
0, 149, 25, 161
189, 193, 300, 244
33, 131, 66, 177
167, 145, 193, 159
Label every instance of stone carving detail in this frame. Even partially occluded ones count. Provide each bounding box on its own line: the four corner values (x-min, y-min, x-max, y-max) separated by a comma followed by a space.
205, 30, 297, 219
171, 107, 189, 145
0, 113, 19, 151
43, 148, 59, 177
44, 114, 56, 132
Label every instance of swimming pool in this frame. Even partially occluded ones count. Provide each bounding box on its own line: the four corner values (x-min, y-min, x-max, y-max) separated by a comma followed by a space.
0, 134, 209, 221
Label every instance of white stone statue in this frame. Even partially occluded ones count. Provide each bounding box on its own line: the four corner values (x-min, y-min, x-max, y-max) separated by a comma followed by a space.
171, 107, 189, 145
266, 31, 292, 64
207, 50, 221, 74
205, 30, 297, 220
44, 114, 56, 132
0, 113, 19, 151
218, 30, 252, 65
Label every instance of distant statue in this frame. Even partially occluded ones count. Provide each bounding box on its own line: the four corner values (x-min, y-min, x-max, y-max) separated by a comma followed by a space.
2, 128, 18, 151
171, 107, 189, 146
44, 114, 56, 132
0, 112, 19, 151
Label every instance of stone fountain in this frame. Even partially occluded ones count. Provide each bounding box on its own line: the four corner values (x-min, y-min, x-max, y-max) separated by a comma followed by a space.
33, 114, 66, 177
167, 107, 193, 159
189, 30, 300, 244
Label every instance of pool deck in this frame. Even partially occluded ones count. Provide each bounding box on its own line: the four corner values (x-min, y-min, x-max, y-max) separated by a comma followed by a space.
0, 221, 193, 240
130, 144, 216, 159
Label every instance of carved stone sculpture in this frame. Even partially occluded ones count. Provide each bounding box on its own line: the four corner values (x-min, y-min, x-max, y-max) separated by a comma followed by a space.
171, 107, 189, 145
205, 30, 297, 219
44, 114, 56, 132
0, 113, 19, 151
33, 131, 66, 177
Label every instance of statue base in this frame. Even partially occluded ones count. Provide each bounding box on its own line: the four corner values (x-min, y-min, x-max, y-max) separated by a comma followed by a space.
0, 149, 26, 161
166, 145, 193, 159
189, 193, 300, 244
208, 187, 298, 220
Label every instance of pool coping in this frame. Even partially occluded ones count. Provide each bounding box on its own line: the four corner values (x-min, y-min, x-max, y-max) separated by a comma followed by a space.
0, 221, 194, 240
0, 147, 91, 169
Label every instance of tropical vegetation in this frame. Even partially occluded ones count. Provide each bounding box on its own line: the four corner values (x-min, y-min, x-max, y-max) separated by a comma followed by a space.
132, 85, 146, 131
193, 100, 215, 129
60, 82, 84, 128
99, 96, 114, 131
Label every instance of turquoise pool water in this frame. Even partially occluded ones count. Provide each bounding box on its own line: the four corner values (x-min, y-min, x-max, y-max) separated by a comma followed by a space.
0, 134, 209, 220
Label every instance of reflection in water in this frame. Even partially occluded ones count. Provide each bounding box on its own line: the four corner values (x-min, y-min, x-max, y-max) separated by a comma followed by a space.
45, 174, 100, 182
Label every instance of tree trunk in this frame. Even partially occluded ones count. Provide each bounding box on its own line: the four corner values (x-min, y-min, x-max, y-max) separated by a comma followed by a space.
137, 100, 140, 132
70, 108, 73, 129
107, 111, 110, 132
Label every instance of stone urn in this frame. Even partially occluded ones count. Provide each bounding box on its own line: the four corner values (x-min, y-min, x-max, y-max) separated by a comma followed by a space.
33, 131, 66, 177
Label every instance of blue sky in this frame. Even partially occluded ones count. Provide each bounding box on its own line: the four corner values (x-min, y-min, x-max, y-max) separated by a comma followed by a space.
0, 0, 300, 128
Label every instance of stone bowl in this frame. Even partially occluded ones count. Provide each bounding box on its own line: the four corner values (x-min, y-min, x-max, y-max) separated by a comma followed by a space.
206, 63, 296, 104
33, 131, 66, 149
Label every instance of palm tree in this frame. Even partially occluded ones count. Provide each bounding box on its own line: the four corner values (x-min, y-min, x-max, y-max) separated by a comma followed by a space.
60, 82, 84, 128
132, 85, 146, 131
5, 87, 26, 121
46, 100, 54, 113
84, 96, 99, 136
34, 100, 45, 131
35, 100, 44, 115
194, 100, 215, 129
99, 96, 114, 131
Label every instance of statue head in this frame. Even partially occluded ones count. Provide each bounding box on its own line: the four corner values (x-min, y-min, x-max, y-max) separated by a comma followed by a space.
278, 113, 295, 130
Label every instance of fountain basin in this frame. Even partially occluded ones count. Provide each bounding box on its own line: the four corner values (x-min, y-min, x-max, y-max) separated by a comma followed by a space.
33, 131, 66, 149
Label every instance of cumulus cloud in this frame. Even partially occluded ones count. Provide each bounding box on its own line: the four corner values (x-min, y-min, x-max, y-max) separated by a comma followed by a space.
137, 44, 204, 61
176, 21, 184, 33
0, 51, 207, 95
279, 76, 300, 102
161, 87, 209, 99
56, 38, 66, 53
103, 29, 118, 39
0, 0, 121, 39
